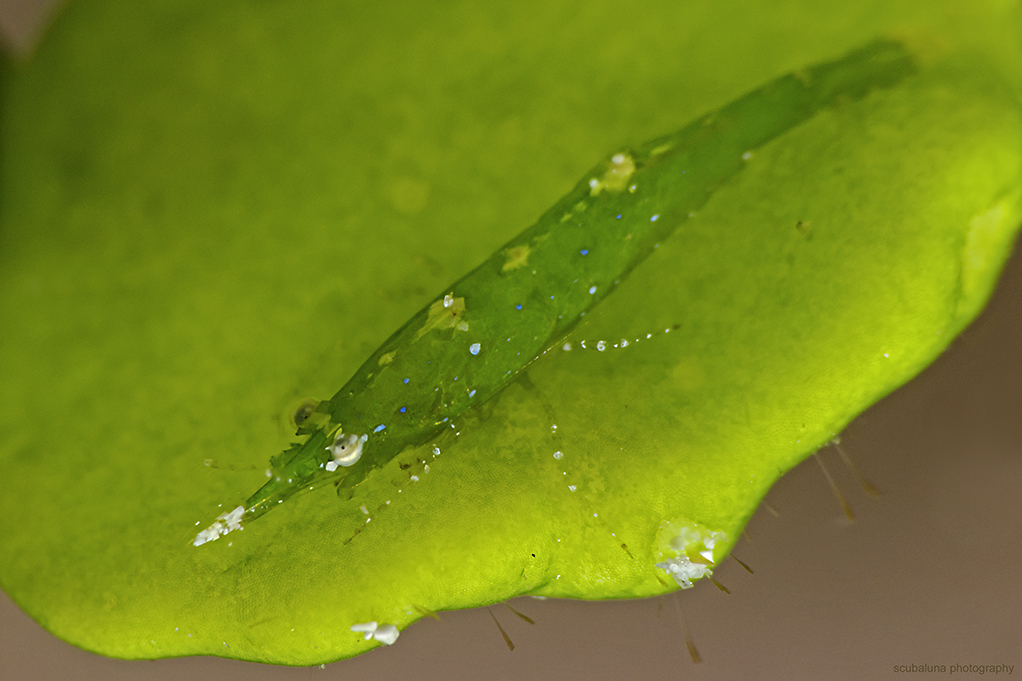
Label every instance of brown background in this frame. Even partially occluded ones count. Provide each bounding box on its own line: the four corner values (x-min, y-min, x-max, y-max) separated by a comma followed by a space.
1, 3, 1020, 679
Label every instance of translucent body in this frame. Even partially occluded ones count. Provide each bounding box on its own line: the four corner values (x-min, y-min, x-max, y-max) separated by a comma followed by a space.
195, 39, 917, 544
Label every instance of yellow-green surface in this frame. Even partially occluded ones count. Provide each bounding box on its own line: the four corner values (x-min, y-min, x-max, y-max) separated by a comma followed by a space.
1, 0, 1020, 666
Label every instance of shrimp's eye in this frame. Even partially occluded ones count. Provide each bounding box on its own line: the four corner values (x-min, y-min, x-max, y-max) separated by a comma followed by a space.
293, 400, 318, 427
328, 433, 366, 470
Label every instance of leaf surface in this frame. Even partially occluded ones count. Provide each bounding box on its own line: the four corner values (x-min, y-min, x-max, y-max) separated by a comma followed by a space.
0, 0, 1020, 665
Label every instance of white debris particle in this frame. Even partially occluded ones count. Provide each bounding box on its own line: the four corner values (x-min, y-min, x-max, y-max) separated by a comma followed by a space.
410, 475, 419, 482
350, 621, 378, 640
741, 150, 752, 160
568, 485, 577, 492
325, 461, 338, 472
620, 339, 629, 347
656, 555, 712, 589
596, 340, 606, 351
469, 342, 481, 355
553, 451, 563, 460
442, 293, 454, 308
588, 286, 597, 295
360, 504, 369, 515
562, 342, 572, 351
373, 624, 400, 645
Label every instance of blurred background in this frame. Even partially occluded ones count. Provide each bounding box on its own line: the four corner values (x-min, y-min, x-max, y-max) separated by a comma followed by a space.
1, 1, 1019, 680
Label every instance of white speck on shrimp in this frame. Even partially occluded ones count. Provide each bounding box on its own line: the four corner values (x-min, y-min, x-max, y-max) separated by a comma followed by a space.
553, 451, 563, 460
588, 286, 597, 294
562, 342, 572, 351
469, 342, 481, 355
360, 504, 369, 515
741, 150, 752, 160
568, 485, 577, 492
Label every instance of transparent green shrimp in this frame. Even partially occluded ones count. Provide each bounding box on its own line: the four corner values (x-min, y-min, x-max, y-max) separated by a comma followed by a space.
194, 38, 917, 546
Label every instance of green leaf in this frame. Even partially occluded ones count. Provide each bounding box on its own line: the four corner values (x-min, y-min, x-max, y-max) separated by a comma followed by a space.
1, 0, 1020, 667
